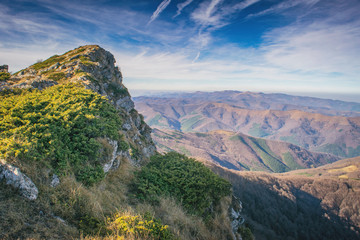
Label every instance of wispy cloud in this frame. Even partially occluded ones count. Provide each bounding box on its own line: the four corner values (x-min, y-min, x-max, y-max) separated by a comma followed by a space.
191, 0, 223, 27
174, 0, 194, 18
114, 47, 357, 94
148, 0, 172, 25
263, 20, 360, 75
1, 0, 360, 97
247, 0, 320, 19
233, 0, 260, 11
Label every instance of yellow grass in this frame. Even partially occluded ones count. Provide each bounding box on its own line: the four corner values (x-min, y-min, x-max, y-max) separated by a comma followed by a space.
328, 165, 358, 173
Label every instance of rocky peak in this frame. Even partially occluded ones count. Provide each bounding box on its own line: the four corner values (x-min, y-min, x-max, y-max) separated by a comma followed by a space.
7, 45, 134, 112
1, 45, 156, 199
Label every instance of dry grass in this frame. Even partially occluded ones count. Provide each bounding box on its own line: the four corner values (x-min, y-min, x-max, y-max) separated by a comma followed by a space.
328, 165, 358, 173
152, 197, 233, 240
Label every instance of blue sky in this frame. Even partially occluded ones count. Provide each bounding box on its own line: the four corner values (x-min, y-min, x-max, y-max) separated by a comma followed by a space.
1, 0, 360, 100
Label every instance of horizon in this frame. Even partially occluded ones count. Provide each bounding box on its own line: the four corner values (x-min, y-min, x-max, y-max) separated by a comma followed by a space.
1, 0, 360, 98
130, 89, 360, 103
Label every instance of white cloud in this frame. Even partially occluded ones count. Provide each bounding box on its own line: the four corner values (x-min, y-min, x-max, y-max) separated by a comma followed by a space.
191, 0, 224, 27
263, 20, 360, 75
112, 44, 358, 94
247, 0, 320, 19
174, 0, 194, 18
148, 0, 172, 25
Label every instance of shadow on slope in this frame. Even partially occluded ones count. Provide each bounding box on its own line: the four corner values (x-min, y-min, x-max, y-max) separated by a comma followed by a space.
211, 166, 360, 240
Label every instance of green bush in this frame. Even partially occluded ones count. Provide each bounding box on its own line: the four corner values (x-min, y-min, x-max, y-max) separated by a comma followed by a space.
238, 226, 255, 240
133, 152, 231, 217
0, 83, 123, 185
0, 72, 10, 81
118, 139, 130, 152
31, 55, 65, 70
108, 82, 129, 98
48, 72, 66, 82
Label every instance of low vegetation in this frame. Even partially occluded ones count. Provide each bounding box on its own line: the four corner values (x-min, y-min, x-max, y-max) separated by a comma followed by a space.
105, 211, 174, 239
132, 152, 232, 218
48, 72, 66, 82
31, 55, 65, 70
0, 83, 122, 185
0, 72, 11, 81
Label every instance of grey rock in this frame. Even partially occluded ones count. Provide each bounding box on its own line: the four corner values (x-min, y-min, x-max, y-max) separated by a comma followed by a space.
102, 139, 118, 173
229, 195, 245, 240
50, 174, 60, 187
0, 161, 38, 200
122, 123, 132, 131
115, 96, 134, 112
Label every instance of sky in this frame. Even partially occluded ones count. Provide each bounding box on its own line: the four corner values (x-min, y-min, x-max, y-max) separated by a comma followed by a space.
1, 0, 360, 101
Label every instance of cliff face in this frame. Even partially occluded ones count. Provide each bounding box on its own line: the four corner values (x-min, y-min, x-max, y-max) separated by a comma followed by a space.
0, 45, 156, 199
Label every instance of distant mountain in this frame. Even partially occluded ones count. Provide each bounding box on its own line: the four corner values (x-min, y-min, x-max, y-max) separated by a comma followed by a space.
135, 91, 360, 117
134, 91, 360, 158
211, 157, 360, 239
153, 128, 339, 173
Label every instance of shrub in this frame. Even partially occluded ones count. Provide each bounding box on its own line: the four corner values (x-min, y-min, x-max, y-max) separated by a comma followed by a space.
0, 83, 123, 185
133, 152, 232, 217
48, 72, 66, 82
0, 72, 10, 81
119, 139, 130, 152
106, 212, 174, 239
31, 55, 65, 70
108, 82, 129, 98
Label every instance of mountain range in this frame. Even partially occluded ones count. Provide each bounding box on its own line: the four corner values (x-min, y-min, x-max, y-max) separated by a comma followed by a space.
134, 91, 360, 158
136, 90, 360, 239
153, 128, 339, 173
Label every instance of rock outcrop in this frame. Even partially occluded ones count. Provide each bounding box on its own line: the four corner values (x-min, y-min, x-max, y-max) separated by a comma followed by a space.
8, 45, 156, 167
229, 195, 245, 240
0, 160, 38, 200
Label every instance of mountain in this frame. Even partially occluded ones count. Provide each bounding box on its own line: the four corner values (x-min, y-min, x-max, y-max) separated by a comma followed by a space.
153, 128, 339, 172
136, 91, 360, 117
0, 46, 239, 240
134, 92, 360, 158
210, 157, 360, 240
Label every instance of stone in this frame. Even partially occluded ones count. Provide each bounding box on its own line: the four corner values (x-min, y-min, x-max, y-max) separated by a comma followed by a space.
115, 96, 134, 112
0, 161, 38, 200
50, 174, 60, 187
122, 123, 132, 131
102, 139, 119, 173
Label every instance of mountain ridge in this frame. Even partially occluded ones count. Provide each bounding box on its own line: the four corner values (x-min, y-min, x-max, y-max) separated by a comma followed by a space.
135, 92, 360, 158
152, 128, 339, 173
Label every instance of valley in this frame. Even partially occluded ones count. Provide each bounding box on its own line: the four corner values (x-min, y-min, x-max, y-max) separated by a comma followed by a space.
211, 157, 360, 239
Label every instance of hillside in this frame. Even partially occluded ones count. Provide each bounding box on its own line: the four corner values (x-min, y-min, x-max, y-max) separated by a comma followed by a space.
0, 46, 239, 240
210, 157, 360, 240
153, 128, 339, 173
134, 93, 360, 158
